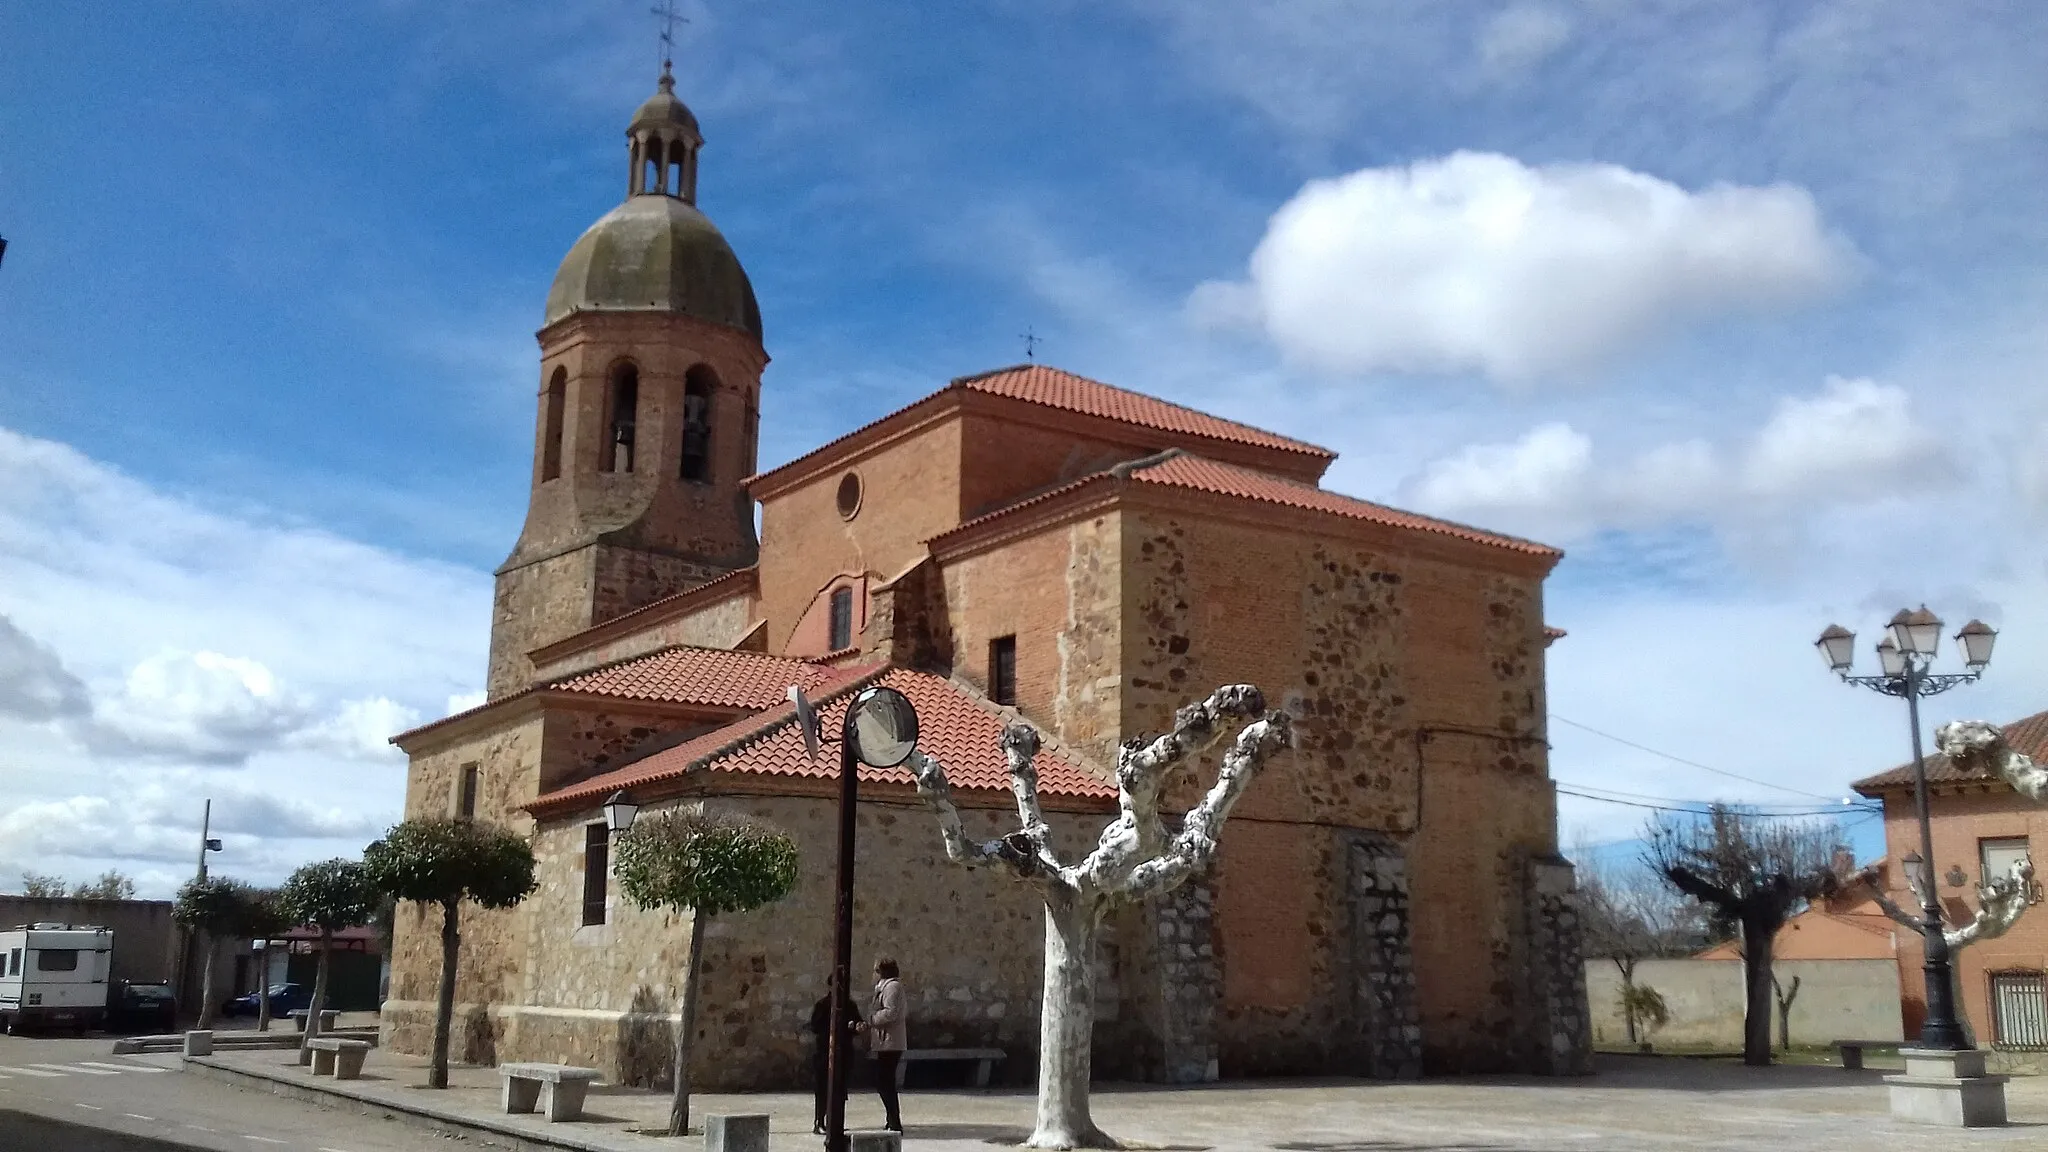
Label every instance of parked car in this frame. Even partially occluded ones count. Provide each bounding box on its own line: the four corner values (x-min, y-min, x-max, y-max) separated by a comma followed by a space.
221, 982, 309, 1019
107, 980, 177, 1034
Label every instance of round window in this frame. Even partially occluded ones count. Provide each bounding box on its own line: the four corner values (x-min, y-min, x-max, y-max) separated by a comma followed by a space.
836, 472, 863, 520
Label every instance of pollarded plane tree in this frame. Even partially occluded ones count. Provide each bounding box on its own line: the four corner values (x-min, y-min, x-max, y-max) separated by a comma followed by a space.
910, 684, 1292, 1151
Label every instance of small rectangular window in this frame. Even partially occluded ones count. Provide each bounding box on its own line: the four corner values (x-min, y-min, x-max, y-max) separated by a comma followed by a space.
1982, 837, 2031, 887
457, 764, 480, 821
7, 947, 18, 975
828, 587, 854, 652
582, 824, 610, 927
36, 949, 79, 972
990, 635, 1017, 706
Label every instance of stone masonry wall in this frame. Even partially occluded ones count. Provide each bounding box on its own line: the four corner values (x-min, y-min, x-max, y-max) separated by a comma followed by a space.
469, 790, 1116, 1091
1518, 854, 1592, 1075
1348, 833, 1423, 1079
531, 586, 757, 682
1115, 503, 1562, 1075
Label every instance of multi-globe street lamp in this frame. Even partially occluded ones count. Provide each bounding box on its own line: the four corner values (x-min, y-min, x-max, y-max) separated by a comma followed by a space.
1816, 606, 1997, 1050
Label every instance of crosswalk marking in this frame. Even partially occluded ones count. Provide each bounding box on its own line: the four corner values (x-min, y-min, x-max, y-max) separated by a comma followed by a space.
80, 1060, 168, 1073
0, 1066, 66, 1077
35, 1062, 119, 1075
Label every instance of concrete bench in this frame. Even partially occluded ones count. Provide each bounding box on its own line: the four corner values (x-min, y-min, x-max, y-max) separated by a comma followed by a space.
307, 1037, 371, 1080
1835, 1039, 1899, 1070
499, 1062, 602, 1122
287, 1009, 340, 1033
892, 1047, 1005, 1088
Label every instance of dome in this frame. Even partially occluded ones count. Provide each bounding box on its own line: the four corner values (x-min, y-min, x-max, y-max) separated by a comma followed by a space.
544, 195, 762, 338
630, 75, 701, 139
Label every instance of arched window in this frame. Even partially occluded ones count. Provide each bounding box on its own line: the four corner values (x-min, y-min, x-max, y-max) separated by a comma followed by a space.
540, 368, 567, 482
828, 586, 855, 652
606, 363, 639, 473
680, 365, 717, 482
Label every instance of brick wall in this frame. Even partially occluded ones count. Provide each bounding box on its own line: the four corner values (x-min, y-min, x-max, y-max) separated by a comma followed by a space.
1877, 787, 2048, 1045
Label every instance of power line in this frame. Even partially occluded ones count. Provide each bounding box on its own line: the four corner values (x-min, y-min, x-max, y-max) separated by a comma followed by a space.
1556, 778, 1878, 814
1550, 714, 1847, 803
1564, 778, 1875, 815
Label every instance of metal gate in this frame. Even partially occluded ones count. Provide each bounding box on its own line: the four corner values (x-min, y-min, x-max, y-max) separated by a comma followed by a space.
1991, 971, 2048, 1049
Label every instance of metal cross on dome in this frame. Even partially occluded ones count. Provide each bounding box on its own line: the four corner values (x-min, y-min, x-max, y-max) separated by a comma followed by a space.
651, 0, 688, 73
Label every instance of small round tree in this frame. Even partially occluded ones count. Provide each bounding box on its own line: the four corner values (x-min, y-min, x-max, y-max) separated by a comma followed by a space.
280, 858, 379, 1048
174, 876, 254, 1030
613, 807, 800, 1138
240, 888, 293, 1033
362, 819, 537, 1089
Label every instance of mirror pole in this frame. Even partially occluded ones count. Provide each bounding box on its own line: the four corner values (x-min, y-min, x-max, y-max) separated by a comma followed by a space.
824, 705, 860, 1152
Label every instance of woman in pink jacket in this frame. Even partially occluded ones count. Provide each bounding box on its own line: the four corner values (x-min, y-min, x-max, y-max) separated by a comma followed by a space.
867, 957, 907, 1132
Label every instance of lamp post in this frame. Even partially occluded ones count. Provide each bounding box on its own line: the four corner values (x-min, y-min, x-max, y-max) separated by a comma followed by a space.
1817, 607, 1996, 1051
819, 687, 920, 1152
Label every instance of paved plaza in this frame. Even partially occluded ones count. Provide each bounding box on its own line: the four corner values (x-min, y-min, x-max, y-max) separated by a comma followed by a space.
185, 1046, 2048, 1152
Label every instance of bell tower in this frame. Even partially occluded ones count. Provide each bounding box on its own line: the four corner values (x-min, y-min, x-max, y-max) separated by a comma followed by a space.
486, 61, 767, 698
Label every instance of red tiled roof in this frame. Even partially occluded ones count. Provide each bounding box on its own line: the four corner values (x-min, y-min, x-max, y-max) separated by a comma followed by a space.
1854, 707, 2048, 792
955, 365, 1332, 460
1127, 454, 1559, 556
532, 666, 1116, 813
929, 450, 1561, 559
545, 645, 852, 711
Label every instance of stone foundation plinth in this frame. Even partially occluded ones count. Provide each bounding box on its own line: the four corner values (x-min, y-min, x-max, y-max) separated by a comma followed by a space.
1885, 1047, 2009, 1127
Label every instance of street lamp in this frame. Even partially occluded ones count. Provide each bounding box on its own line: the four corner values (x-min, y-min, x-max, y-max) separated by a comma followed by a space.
602, 790, 639, 836
1816, 606, 1996, 1051
819, 686, 919, 1152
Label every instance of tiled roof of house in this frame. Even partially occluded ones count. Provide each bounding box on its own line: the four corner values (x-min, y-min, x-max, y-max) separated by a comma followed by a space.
391, 644, 852, 747
1853, 707, 2048, 792
545, 645, 852, 711
954, 365, 1333, 459
531, 666, 1116, 814
929, 449, 1561, 559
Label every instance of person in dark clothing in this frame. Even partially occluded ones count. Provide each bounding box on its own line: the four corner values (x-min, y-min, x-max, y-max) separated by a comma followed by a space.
806, 982, 860, 1135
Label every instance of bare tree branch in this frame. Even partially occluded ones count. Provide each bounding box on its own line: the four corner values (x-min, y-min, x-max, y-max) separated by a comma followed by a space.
1082, 685, 1270, 884
1854, 858, 2034, 949
909, 750, 1047, 880
1938, 720, 2048, 803
1124, 710, 1292, 899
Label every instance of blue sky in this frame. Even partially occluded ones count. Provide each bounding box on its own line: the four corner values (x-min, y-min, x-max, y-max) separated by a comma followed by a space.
5, 2, 2047, 893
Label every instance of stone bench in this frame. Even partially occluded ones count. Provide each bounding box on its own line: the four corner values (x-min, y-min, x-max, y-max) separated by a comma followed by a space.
1835, 1039, 1899, 1070
499, 1062, 602, 1122
891, 1047, 1005, 1088
306, 1037, 371, 1080
287, 1009, 340, 1033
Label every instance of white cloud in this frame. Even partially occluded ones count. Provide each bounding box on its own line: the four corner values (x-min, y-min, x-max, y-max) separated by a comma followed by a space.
0, 614, 89, 722
445, 690, 487, 716
1743, 375, 1950, 497
0, 426, 487, 894
1195, 152, 1855, 383
1405, 377, 1952, 541
1478, 4, 1571, 74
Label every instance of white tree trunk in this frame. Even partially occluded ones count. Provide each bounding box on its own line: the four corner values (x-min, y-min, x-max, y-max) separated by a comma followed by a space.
1030, 893, 1112, 1150
910, 687, 1292, 1152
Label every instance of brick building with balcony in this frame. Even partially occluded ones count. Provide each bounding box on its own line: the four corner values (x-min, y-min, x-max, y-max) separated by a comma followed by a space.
1854, 708, 2048, 1050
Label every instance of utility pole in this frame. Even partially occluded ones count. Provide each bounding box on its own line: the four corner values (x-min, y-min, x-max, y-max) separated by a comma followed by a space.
196, 799, 213, 882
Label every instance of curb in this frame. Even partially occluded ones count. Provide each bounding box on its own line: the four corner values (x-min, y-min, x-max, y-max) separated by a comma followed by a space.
182, 1055, 632, 1152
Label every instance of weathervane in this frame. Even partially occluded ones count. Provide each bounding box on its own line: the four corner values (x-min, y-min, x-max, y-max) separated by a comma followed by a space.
1020, 325, 1041, 362
652, 0, 687, 75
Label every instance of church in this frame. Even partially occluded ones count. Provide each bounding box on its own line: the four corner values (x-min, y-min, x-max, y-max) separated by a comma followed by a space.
381, 61, 1592, 1090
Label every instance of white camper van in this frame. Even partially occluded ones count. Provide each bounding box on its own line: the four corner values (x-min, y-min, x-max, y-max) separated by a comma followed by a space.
0, 924, 113, 1034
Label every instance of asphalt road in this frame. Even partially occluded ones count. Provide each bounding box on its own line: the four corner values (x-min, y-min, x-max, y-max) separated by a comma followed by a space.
0, 1034, 458, 1152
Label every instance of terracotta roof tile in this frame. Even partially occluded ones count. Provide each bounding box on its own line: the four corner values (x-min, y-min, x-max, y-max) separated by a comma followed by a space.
1854, 707, 2048, 792
544, 645, 851, 711
1122, 453, 1559, 557
533, 666, 1116, 813
955, 365, 1332, 460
